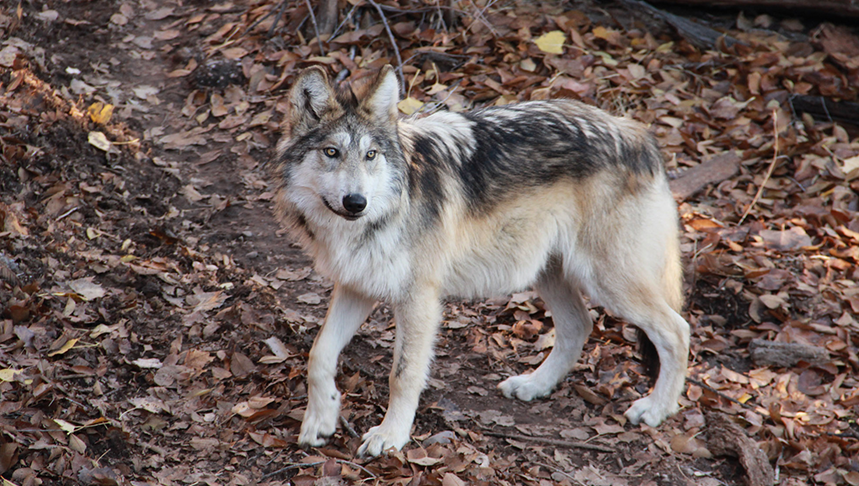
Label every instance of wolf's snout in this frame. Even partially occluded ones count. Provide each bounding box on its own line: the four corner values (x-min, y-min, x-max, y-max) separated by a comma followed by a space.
342, 194, 367, 214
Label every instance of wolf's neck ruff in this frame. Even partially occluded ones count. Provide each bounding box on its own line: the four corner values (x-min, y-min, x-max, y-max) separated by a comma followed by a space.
272, 65, 690, 457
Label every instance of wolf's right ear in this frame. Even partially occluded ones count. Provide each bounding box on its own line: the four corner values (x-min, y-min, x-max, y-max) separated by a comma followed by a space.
362, 65, 400, 124
287, 67, 337, 135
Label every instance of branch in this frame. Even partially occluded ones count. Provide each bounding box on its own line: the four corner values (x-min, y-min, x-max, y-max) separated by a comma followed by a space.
482, 431, 614, 453
303, 0, 326, 56
367, 0, 405, 96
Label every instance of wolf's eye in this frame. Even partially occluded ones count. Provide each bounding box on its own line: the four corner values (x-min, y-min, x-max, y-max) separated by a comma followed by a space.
323, 147, 339, 158
366, 150, 377, 160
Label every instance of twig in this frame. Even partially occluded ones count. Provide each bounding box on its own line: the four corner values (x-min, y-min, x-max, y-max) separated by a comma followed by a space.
738, 108, 781, 225
341, 459, 378, 480
303, 0, 326, 56
482, 431, 614, 453
367, 0, 405, 95
262, 461, 324, 481
267, 0, 289, 37
339, 415, 360, 438
329, 3, 359, 40
688, 377, 755, 410
261, 458, 377, 481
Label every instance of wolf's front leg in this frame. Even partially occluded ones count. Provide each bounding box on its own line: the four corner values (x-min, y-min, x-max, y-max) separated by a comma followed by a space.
358, 286, 441, 457
299, 285, 375, 448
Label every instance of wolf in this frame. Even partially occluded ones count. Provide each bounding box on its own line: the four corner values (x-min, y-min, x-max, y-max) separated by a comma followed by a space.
272, 65, 690, 457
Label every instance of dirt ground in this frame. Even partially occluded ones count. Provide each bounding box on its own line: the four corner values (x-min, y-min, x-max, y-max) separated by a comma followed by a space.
2, 0, 859, 485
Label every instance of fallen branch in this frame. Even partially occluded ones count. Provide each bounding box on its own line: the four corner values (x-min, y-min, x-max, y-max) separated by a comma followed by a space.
790, 95, 859, 126
620, 0, 743, 50
706, 413, 775, 486
749, 339, 829, 367
482, 431, 614, 453
669, 151, 741, 201
650, 0, 859, 18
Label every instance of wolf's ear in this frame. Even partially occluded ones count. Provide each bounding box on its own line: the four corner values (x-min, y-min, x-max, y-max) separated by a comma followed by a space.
363, 65, 400, 124
288, 67, 337, 134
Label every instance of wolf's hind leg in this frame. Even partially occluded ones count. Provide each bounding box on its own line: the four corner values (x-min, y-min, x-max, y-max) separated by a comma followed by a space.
498, 266, 592, 401
299, 285, 375, 448
622, 304, 689, 427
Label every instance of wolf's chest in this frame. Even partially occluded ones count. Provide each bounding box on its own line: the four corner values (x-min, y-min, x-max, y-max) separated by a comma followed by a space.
311, 225, 411, 300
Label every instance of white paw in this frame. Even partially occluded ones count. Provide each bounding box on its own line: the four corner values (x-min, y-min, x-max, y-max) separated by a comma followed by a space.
624, 395, 679, 427
298, 393, 341, 447
357, 424, 410, 457
497, 373, 553, 401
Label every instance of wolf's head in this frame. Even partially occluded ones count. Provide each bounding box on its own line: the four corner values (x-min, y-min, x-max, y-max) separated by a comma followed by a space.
276, 66, 405, 225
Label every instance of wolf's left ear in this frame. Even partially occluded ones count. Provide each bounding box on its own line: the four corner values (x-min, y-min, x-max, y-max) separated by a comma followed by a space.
364, 65, 400, 123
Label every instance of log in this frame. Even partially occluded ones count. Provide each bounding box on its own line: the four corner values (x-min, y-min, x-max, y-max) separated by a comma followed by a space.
652, 0, 859, 18
669, 151, 742, 201
790, 95, 859, 126
748, 338, 829, 368
706, 413, 775, 486
620, 0, 743, 50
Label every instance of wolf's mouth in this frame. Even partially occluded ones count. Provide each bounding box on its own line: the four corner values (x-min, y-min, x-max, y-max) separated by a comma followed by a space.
322, 198, 362, 221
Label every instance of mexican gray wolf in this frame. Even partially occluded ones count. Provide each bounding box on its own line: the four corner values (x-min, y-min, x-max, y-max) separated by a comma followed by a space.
272, 65, 690, 457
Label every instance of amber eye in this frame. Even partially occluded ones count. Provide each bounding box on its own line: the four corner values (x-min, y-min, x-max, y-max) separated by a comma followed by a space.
323, 147, 339, 158
366, 150, 377, 160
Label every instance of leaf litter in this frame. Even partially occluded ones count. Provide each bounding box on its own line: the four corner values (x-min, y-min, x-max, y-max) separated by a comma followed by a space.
1, 0, 859, 485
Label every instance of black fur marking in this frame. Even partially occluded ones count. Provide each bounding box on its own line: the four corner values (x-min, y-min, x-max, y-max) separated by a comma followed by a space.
459, 104, 661, 211
302, 88, 321, 121
408, 135, 448, 224
295, 213, 314, 241
361, 214, 390, 244
394, 355, 407, 378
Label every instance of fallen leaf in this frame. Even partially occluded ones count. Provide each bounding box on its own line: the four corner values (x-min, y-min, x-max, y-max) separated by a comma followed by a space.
88, 131, 112, 152
68, 278, 105, 301
297, 293, 322, 305
398, 96, 424, 115
47, 338, 79, 356
87, 102, 114, 124
535, 30, 566, 54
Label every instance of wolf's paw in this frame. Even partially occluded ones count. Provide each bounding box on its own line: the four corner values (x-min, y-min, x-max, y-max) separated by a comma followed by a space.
298, 398, 340, 448
497, 373, 553, 402
357, 424, 410, 457
624, 395, 679, 427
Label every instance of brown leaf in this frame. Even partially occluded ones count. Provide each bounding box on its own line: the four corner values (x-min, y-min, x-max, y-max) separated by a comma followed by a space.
758, 227, 812, 251
230, 351, 256, 378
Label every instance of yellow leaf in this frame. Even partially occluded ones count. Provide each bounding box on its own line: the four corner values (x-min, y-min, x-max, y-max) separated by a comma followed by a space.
0, 368, 23, 382
87, 102, 114, 124
88, 131, 112, 152
48, 338, 79, 357
54, 418, 78, 434
842, 155, 859, 174
397, 97, 424, 115
534, 30, 566, 54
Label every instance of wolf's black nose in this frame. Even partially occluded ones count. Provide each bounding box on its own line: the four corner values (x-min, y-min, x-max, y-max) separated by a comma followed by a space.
343, 194, 367, 214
